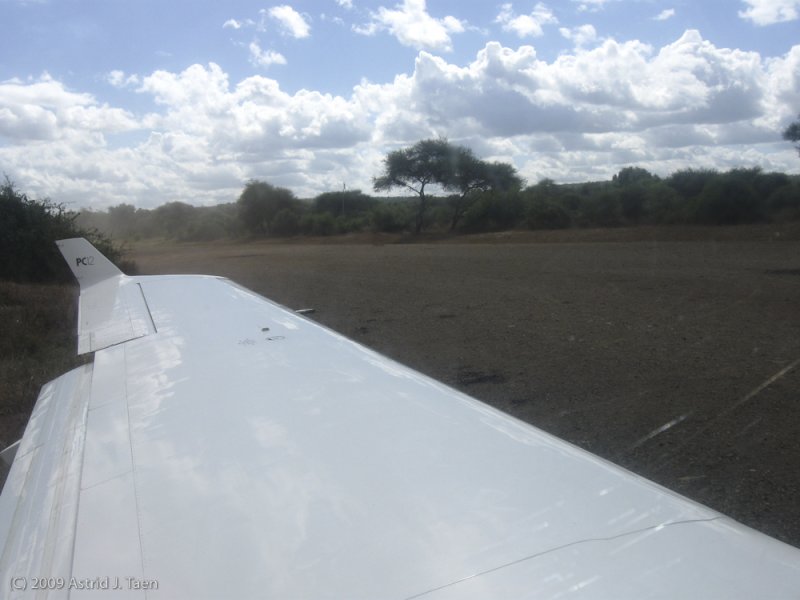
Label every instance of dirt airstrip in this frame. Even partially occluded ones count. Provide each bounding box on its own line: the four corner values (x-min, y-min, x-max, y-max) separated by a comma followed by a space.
130, 228, 800, 548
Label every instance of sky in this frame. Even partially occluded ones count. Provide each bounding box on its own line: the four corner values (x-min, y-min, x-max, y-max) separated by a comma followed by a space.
1, 0, 799, 209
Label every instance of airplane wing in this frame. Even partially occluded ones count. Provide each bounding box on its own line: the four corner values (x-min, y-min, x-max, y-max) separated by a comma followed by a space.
1, 238, 799, 598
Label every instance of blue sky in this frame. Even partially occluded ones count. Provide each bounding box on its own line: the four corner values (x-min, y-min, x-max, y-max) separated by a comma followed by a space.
2, 0, 799, 208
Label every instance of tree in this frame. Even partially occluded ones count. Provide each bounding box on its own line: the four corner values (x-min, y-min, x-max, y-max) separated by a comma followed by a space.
104, 203, 136, 237
373, 138, 453, 234
611, 167, 658, 224
237, 180, 297, 236
692, 174, 763, 225
373, 138, 521, 233
767, 182, 800, 221
666, 168, 718, 199
783, 114, 800, 156
151, 202, 196, 239
460, 191, 524, 232
578, 191, 623, 227
612, 166, 657, 187
313, 190, 376, 217
448, 159, 523, 231
642, 182, 682, 224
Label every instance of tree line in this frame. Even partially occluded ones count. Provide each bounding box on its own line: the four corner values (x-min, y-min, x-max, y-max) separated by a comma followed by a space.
77, 165, 800, 244
5, 136, 800, 255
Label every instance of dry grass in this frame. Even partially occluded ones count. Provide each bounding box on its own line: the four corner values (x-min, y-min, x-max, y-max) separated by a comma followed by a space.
0, 281, 84, 447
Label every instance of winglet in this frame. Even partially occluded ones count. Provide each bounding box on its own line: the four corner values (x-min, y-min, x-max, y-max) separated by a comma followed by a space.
56, 238, 123, 288
56, 238, 153, 353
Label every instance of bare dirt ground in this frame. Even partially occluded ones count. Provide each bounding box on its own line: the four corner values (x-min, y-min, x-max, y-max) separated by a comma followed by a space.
130, 227, 800, 547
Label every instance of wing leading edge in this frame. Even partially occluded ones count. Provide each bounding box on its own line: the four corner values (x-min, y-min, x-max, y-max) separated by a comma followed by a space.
0, 239, 799, 598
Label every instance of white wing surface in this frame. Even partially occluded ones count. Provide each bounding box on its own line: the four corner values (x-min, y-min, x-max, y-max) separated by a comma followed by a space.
1, 239, 799, 598
56, 238, 155, 354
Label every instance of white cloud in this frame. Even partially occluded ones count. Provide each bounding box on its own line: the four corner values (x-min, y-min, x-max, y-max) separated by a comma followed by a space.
572, 0, 613, 12
267, 5, 311, 38
223, 17, 257, 30
352, 21, 378, 36
355, 0, 465, 51
655, 8, 676, 21
559, 24, 598, 48
248, 42, 288, 68
336, 0, 354, 8
739, 0, 800, 24
760, 45, 800, 129
0, 74, 138, 143
496, 3, 558, 38
108, 70, 140, 88
138, 63, 231, 111
360, 31, 798, 178
2, 32, 799, 208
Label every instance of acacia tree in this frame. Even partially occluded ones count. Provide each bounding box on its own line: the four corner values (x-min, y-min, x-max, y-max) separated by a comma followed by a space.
373, 138, 522, 233
784, 114, 800, 156
373, 138, 455, 234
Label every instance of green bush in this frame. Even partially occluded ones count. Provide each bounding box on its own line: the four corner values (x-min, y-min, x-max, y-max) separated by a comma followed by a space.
619, 185, 647, 224
767, 183, 800, 221
525, 199, 571, 229
0, 178, 132, 282
334, 215, 368, 234
271, 208, 301, 236
460, 192, 523, 232
691, 176, 764, 225
577, 192, 623, 227
300, 213, 336, 236
237, 180, 299, 236
313, 190, 376, 217
667, 168, 719, 200
613, 167, 658, 187
371, 203, 411, 233
179, 212, 234, 242
642, 183, 684, 224
753, 171, 790, 199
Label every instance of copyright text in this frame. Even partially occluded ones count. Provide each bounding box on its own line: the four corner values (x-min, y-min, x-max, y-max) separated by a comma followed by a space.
10, 576, 159, 592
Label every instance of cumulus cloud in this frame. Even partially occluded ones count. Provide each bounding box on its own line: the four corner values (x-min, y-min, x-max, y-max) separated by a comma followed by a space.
223, 17, 258, 30
760, 45, 800, 129
267, 5, 311, 39
249, 42, 287, 68
559, 24, 598, 48
655, 8, 676, 21
572, 0, 613, 12
496, 3, 558, 38
0, 74, 138, 143
739, 0, 800, 24
428, 31, 793, 179
108, 70, 140, 88
336, 0, 354, 8
2, 31, 798, 208
355, 0, 465, 51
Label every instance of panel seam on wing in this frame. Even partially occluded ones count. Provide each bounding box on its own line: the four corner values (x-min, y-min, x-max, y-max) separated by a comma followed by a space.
79, 470, 134, 492
123, 342, 149, 589
403, 517, 724, 600
136, 282, 158, 334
